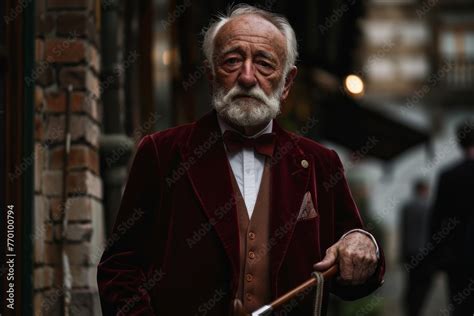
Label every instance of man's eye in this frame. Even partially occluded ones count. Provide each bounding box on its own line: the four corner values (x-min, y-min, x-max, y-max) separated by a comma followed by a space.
225, 58, 240, 65
257, 60, 272, 68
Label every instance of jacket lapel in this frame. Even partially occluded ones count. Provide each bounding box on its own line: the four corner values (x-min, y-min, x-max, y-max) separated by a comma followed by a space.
179, 110, 241, 292
179, 110, 313, 297
269, 122, 312, 296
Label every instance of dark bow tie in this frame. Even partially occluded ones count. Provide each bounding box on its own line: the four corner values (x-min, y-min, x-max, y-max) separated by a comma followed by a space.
222, 130, 277, 157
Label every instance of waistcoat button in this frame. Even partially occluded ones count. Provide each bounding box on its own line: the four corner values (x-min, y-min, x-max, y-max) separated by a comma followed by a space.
246, 274, 253, 282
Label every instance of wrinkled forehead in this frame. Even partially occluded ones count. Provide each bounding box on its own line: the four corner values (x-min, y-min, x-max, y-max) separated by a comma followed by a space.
214, 14, 287, 58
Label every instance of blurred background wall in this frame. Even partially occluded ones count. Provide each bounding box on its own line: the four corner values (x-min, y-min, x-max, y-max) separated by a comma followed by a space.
1, 0, 473, 315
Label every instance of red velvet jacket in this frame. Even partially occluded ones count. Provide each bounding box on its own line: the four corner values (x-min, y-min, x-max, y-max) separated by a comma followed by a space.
97, 110, 385, 316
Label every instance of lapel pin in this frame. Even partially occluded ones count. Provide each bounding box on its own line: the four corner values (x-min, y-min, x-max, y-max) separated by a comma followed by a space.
301, 159, 309, 169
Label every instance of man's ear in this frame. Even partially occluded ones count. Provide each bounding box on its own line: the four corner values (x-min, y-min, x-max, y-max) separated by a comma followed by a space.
281, 66, 298, 101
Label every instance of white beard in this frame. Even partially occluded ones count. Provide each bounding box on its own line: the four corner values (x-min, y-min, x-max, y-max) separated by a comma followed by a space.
212, 81, 285, 127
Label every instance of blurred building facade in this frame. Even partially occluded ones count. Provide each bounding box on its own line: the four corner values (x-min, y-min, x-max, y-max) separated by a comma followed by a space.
351, 1, 474, 315
355, 0, 474, 260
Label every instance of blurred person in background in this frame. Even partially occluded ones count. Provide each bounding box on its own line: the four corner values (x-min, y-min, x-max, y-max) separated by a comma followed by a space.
430, 120, 474, 315
400, 179, 434, 316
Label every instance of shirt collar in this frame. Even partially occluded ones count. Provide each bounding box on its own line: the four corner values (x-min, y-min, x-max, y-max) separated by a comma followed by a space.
217, 114, 273, 139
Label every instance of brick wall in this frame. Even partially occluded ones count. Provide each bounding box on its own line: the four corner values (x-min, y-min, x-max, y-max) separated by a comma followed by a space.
34, 0, 104, 314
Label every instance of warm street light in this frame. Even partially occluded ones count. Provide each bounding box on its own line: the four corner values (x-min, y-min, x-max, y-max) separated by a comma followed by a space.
344, 74, 365, 96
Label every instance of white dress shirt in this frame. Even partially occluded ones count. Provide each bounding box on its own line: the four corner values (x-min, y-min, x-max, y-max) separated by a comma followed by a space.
217, 116, 273, 219
217, 115, 380, 260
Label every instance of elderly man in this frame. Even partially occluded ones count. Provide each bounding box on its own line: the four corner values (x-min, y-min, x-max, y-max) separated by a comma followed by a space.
97, 4, 384, 316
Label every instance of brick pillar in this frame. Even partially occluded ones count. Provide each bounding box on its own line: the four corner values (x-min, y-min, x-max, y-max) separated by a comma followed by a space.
34, 0, 104, 315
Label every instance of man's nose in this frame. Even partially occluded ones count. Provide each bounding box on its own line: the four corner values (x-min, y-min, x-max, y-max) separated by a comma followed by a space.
237, 60, 257, 88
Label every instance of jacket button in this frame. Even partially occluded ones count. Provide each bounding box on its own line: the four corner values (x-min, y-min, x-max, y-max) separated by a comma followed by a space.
248, 232, 256, 240
246, 274, 253, 282
248, 251, 255, 259
301, 159, 309, 168
246, 293, 252, 301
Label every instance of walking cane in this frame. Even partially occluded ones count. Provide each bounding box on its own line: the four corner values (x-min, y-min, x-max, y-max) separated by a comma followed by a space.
233, 265, 338, 316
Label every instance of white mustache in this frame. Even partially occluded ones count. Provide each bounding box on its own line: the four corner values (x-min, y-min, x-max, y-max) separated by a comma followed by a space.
222, 85, 272, 105
212, 81, 285, 127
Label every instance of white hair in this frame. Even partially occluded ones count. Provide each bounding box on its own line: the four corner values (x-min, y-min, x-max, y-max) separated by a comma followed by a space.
202, 4, 298, 76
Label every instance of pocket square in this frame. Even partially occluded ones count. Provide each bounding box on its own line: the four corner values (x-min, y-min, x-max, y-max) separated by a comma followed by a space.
297, 191, 318, 220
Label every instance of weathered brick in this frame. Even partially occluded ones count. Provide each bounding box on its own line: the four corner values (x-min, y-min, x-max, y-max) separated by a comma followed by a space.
47, 0, 93, 10
84, 93, 99, 121
42, 169, 102, 198
87, 21, 100, 48
88, 46, 100, 73
88, 147, 99, 174
36, 0, 45, 17
34, 143, 43, 192
35, 39, 44, 62
37, 13, 55, 36
45, 90, 74, 112
51, 196, 100, 222
40, 288, 62, 315
45, 91, 99, 121
35, 64, 55, 86
43, 116, 63, 146
35, 114, 44, 142
50, 145, 99, 174
69, 289, 102, 315
44, 91, 66, 112
51, 223, 75, 241
90, 205, 105, 265
57, 12, 88, 37
45, 222, 56, 242
67, 170, 103, 199
34, 0, 104, 300
35, 86, 44, 111
51, 197, 82, 222
34, 290, 63, 316
45, 39, 85, 63
65, 242, 92, 265
42, 170, 62, 196
44, 115, 100, 147
66, 223, 93, 242
44, 242, 60, 266
68, 197, 97, 221
71, 116, 100, 147
34, 195, 48, 263
90, 243, 106, 267
70, 265, 95, 288
50, 198, 63, 222
86, 69, 100, 99
44, 115, 64, 143
59, 66, 86, 89
33, 292, 45, 316
34, 266, 55, 289
34, 230, 46, 264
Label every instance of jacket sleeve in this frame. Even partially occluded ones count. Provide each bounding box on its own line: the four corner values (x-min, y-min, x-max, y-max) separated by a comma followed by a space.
399, 204, 409, 263
328, 150, 385, 300
430, 172, 448, 236
429, 171, 454, 268
97, 135, 161, 315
